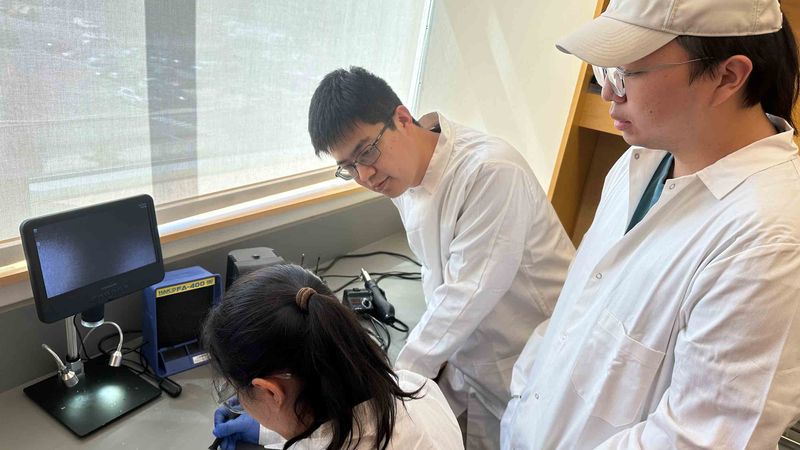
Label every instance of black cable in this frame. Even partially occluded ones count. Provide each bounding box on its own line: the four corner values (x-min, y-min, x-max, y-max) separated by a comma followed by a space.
121, 352, 149, 375
366, 317, 386, 351
316, 248, 422, 293
330, 276, 362, 294
367, 315, 391, 352
387, 318, 410, 333
319, 274, 362, 293
129, 348, 181, 396
72, 315, 91, 362
322, 272, 421, 280
122, 350, 180, 396
360, 317, 383, 350
317, 251, 421, 274
73, 319, 149, 362
374, 270, 422, 276
95, 329, 181, 395
318, 253, 418, 349
382, 323, 392, 351
325, 271, 421, 294
139, 348, 148, 371
374, 272, 421, 283
96, 330, 149, 375
97, 330, 143, 356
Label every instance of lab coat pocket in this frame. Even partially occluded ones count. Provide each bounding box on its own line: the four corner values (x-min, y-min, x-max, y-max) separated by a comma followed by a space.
570, 309, 665, 427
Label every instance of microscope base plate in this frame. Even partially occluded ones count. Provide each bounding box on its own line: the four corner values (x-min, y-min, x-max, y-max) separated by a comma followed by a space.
23, 357, 161, 437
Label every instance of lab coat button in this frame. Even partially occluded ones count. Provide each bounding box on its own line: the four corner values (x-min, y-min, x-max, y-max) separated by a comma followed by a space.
534, 393, 540, 399
634, 153, 640, 160
595, 272, 602, 279
668, 183, 676, 190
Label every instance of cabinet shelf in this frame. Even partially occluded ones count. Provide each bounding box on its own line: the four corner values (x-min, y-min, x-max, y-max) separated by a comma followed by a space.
577, 92, 621, 136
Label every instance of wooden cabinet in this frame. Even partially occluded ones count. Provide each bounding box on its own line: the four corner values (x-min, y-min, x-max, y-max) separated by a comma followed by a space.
548, 0, 800, 245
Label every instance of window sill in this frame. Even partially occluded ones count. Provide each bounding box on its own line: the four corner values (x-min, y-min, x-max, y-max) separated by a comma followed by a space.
0, 179, 375, 307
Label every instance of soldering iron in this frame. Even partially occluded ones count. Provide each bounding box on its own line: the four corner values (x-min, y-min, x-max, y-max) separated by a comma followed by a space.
360, 268, 395, 323
343, 268, 397, 324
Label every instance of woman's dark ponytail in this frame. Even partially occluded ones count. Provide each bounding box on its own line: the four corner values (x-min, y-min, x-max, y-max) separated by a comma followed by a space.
202, 264, 420, 450
288, 286, 418, 450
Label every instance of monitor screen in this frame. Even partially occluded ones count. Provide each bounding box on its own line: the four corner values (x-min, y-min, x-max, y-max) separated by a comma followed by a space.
20, 195, 165, 323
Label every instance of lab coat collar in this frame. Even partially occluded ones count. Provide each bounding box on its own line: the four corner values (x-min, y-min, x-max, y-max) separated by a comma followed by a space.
415, 112, 453, 196
696, 115, 798, 200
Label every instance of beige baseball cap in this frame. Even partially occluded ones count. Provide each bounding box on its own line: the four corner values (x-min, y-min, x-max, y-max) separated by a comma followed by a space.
556, 0, 784, 67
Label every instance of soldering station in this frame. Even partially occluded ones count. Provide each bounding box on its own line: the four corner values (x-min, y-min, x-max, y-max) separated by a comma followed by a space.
17, 194, 419, 438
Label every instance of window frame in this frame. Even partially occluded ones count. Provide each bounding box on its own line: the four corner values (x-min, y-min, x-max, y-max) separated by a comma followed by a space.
0, 0, 436, 289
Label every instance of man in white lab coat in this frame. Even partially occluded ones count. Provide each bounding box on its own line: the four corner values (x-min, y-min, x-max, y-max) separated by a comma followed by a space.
308, 67, 575, 449
502, 0, 800, 449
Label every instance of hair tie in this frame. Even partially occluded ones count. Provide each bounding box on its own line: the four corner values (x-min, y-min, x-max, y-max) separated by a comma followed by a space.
295, 287, 316, 311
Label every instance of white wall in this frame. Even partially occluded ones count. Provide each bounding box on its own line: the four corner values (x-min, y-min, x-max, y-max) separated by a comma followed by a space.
417, 0, 597, 189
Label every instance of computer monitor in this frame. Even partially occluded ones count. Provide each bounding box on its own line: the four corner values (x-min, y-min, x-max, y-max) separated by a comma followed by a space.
20, 194, 165, 324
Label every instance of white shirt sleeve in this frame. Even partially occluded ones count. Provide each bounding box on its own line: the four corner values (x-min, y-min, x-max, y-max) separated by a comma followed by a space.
595, 243, 800, 449
395, 162, 541, 377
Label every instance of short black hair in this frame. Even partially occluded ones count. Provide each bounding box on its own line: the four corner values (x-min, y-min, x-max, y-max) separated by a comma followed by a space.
308, 66, 403, 156
676, 14, 799, 132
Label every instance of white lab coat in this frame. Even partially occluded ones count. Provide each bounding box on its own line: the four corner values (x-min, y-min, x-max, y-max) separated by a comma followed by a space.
258, 370, 464, 449
502, 115, 800, 449
392, 113, 575, 449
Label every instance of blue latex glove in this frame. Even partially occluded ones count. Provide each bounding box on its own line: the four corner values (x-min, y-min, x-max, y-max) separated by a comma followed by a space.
213, 404, 259, 450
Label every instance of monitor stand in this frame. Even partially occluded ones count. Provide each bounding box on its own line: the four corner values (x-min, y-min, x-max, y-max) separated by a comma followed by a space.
24, 356, 161, 437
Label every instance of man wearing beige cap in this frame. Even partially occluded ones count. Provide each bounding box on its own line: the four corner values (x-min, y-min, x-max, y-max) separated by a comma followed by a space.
501, 0, 800, 448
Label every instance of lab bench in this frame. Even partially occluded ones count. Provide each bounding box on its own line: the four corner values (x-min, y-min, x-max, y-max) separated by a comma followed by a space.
0, 233, 424, 449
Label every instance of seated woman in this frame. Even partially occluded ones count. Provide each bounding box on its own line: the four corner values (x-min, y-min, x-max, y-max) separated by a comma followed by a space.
203, 264, 463, 450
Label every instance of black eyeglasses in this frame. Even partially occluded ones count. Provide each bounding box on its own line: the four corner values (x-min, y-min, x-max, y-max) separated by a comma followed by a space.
335, 120, 391, 181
